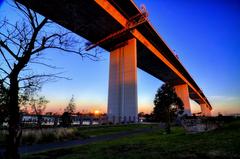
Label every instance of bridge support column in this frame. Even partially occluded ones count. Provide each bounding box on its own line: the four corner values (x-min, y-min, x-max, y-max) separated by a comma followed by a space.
107, 38, 138, 124
200, 104, 211, 116
174, 84, 191, 116
207, 109, 211, 116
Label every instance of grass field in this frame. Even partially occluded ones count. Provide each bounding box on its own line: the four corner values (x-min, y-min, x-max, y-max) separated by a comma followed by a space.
77, 124, 150, 137
22, 121, 240, 159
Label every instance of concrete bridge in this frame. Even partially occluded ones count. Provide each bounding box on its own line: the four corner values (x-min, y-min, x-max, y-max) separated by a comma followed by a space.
17, 0, 212, 123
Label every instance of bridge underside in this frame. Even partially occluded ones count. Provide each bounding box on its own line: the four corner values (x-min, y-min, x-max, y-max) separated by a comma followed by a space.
17, 0, 212, 119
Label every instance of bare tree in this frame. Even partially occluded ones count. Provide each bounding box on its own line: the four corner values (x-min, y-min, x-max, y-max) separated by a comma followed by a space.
29, 95, 48, 131
0, 1, 100, 158
64, 95, 76, 114
30, 96, 48, 115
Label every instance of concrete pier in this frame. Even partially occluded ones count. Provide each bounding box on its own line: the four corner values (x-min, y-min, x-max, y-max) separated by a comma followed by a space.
200, 103, 211, 116
107, 38, 138, 123
174, 84, 191, 116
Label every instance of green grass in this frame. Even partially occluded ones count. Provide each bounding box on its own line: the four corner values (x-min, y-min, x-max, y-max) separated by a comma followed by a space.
23, 121, 240, 159
76, 124, 150, 137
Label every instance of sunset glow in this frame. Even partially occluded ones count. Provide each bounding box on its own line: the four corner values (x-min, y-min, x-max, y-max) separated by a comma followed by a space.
94, 110, 100, 115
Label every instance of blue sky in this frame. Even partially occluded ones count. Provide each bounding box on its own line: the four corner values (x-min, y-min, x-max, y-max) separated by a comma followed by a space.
0, 0, 239, 115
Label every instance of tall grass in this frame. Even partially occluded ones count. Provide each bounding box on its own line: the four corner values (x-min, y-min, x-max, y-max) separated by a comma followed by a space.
21, 127, 87, 145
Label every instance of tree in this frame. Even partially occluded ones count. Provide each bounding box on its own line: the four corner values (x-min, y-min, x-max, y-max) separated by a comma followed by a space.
0, 1, 100, 158
62, 95, 77, 127
153, 83, 184, 134
138, 112, 145, 117
64, 95, 76, 114
29, 95, 48, 128
30, 96, 48, 115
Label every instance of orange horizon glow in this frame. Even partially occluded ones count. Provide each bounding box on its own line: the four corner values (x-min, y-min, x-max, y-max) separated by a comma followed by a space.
42, 98, 240, 116
42, 90, 240, 117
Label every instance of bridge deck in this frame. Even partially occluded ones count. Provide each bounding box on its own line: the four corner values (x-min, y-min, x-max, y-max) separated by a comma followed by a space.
17, 0, 211, 109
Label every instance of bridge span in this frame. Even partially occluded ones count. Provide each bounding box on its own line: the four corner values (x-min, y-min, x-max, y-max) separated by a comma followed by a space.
17, 0, 212, 123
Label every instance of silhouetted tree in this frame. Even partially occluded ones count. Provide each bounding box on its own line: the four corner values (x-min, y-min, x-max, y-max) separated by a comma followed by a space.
0, 1, 100, 158
138, 112, 145, 117
153, 83, 184, 134
61, 95, 76, 127
64, 95, 76, 114
29, 96, 48, 128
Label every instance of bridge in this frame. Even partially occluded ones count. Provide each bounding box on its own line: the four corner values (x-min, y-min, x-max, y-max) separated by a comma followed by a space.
17, 0, 212, 123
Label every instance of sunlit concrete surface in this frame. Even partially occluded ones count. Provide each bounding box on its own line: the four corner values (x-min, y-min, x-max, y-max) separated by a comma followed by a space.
174, 84, 191, 116
200, 104, 211, 116
108, 39, 137, 123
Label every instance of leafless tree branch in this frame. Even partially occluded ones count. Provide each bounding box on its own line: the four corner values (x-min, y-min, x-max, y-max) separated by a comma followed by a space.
0, 49, 13, 70
0, 68, 10, 76
29, 61, 60, 69
0, 40, 19, 60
